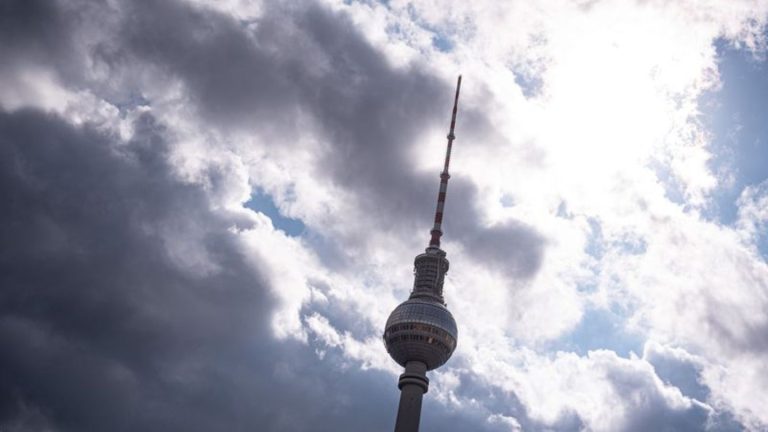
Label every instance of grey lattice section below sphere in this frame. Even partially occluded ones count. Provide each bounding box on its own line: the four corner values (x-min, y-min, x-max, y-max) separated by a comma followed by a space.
384, 298, 457, 370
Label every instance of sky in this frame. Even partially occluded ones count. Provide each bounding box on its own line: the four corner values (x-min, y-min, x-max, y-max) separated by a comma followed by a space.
2, 0, 768, 431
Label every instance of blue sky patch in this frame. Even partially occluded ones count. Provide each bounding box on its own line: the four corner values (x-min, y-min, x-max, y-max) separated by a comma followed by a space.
245, 188, 305, 237
705, 38, 768, 225
545, 307, 644, 357
432, 32, 453, 52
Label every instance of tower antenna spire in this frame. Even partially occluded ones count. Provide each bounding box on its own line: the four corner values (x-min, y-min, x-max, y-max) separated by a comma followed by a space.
429, 75, 462, 248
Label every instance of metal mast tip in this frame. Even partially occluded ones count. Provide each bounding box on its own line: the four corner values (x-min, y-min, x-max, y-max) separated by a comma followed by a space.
429, 75, 462, 248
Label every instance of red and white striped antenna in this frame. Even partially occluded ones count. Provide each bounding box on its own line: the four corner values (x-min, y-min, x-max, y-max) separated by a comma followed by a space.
429, 75, 462, 249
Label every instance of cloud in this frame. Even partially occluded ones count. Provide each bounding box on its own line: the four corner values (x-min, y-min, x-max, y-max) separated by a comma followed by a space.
511, 349, 712, 431
0, 108, 509, 432
113, 0, 546, 275
0, 0, 71, 65
0, 109, 263, 430
0, 2, 537, 429
2, 0, 768, 431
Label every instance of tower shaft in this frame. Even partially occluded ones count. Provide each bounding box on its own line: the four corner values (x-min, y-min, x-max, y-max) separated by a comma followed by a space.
429, 75, 462, 248
394, 361, 429, 432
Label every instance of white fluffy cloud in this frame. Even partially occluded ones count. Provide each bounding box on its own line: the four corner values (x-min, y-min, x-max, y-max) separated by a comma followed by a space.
305, 1, 768, 430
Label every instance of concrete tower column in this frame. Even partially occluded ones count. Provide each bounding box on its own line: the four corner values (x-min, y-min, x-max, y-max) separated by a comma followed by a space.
394, 361, 429, 432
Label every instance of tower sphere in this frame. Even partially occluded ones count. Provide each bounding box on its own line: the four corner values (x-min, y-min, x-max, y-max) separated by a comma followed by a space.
383, 298, 457, 371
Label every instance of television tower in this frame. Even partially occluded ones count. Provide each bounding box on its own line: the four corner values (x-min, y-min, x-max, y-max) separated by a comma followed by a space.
383, 75, 462, 432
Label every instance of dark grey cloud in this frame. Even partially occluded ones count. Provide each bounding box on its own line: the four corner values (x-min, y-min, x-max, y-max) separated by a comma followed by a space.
0, 109, 261, 430
0, 0, 535, 429
0, 0, 96, 91
703, 291, 768, 356
0, 109, 362, 431
0, 108, 523, 432
107, 0, 545, 277
0, 0, 70, 62
602, 363, 711, 432
1, 0, 545, 281
645, 346, 746, 432
645, 347, 709, 402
